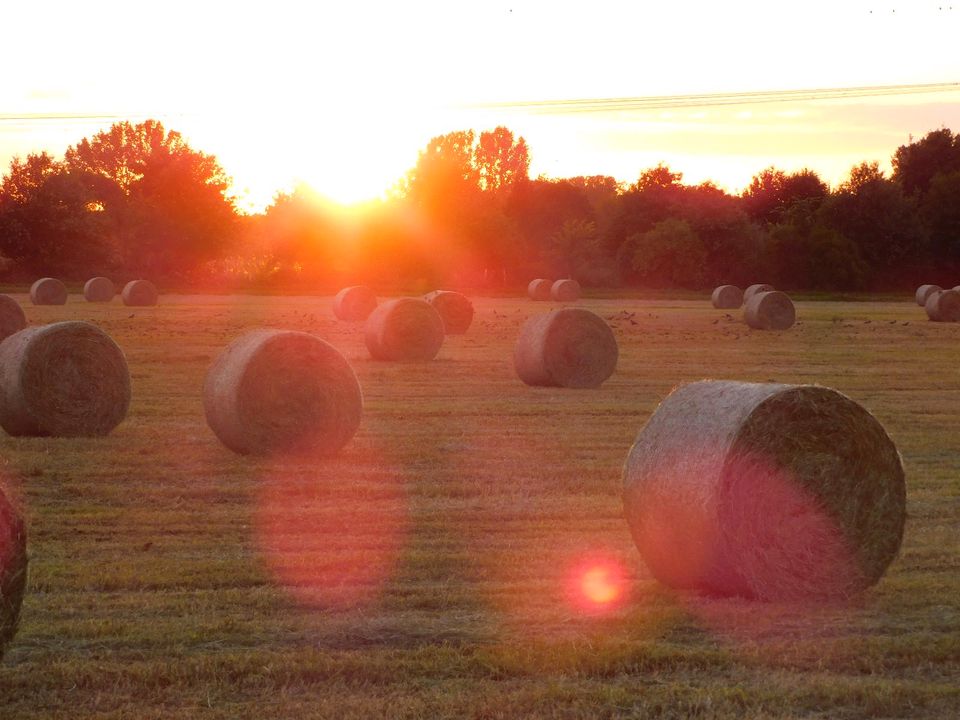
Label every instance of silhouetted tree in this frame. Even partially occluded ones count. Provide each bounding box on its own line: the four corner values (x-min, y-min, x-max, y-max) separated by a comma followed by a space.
474, 127, 530, 193
742, 166, 828, 224
628, 218, 707, 288
892, 128, 960, 197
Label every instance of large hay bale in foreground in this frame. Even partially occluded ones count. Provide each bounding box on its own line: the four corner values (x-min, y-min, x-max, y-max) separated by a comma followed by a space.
744, 290, 795, 330
551, 278, 581, 302
514, 308, 618, 388
204, 329, 362, 456
0, 296, 27, 344
29, 278, 67, 306
423, 290, 474, 334
711, 285, 744, 309
924, 289, 960, 322
528, 279, 552, 301
0, 486, 27, 661
83, 277, 115, 302
0, 321, 130, 437
915, 284, 942, 306
121, 280, 158, 306
365, 298, 445, 361
333, 286, 378, 321
622, 380, 906, 601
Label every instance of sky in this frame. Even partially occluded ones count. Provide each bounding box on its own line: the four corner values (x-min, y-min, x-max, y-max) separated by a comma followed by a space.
1, 1, 959, 211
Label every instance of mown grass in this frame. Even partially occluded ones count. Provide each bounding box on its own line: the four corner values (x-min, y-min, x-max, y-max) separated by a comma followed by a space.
1, 293, 958, 718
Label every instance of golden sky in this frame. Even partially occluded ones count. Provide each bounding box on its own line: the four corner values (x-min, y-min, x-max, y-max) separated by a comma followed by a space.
2, 1, 958, 210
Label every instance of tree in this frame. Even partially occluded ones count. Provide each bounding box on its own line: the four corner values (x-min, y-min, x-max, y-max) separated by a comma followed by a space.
892, 128, 960, 197
922, 170, 960, 262
742, 166, 828, 224
628, 218, 707, 288
474, 127, 529, 193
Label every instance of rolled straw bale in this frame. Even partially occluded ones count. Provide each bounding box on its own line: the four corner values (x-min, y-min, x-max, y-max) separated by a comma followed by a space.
333, 285, 378, 321
0, 295, 27, 343
29, 278, 67, 306
514, 308, 618, 388
0, 486, 27, 660
121, 280, 158, 306
711, 285, 743, 309
365, 298, 444, 361
423, 290, 474, 334
622, 380, 906, 601
551, 278, 581, 302
528, 279, 552, 301
915, 284, 942, 306
204, 329, 362, 456
953, 285, 960, 293
0, 321, 130, 437
744, 290, 795, 330
743, 283, 774, 304
83, 277, 115, 302
924, 289, 960, 322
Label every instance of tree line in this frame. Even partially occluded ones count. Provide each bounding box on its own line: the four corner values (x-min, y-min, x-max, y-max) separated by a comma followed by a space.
1, 120, 958, 291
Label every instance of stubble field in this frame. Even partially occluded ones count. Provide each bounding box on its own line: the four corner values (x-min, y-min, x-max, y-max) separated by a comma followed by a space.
0, 292, 958, 719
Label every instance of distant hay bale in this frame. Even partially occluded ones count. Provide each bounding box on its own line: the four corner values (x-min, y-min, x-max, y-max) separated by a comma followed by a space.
0, 486, 27, 661
423, 290, 474, 334
121, 280, 158, 306
953, 285, 960, 293
915, 284, 942, 306
551, 278, 581, 302
0, 321, 130, 437
622, 380, 906, 601
333, 286, 378, 322
29, 278, 67, 306
83, 277, 115, 302
744, 290, 796, 330
924, 289, 960, 322
365, 298, 445, 361
527, 279, 552, 301
711, 285, 744, 309
743, 283, 775, 304
514, 308, 618, 388
0, 295, 27, 343
204, 329, 362, 456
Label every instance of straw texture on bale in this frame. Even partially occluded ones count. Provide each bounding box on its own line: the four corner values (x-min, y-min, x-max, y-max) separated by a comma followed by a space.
527, 279, 552, 301
924, 289, 960, 322
423, 290, 474, 334
550, 279, 581, 302
0, 486, 27, 661
204, 330, 362, 456
743, 283, 775, 304
514, 308, 618, 388
0, 321, 130, 437
83, 277, 115, 302
365, 298, 445, 361
333, 286, 378, 321
29, 278, 67, 306
0, 295, 27, 344
915, 284, 942, 306
121, 280, 158, 306
711, 285, 744, 309
744, 290, 796, 330
622, 380, 906, 601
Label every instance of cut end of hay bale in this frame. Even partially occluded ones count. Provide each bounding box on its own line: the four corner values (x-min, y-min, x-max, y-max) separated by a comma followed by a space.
29, 278, 67, 306
514, 308, 618, 389
551, 279, 581, 302
204, 329, 362, 456
527, 279, 552, 301
622, 380, 906, 602
364, 298, 445, 361
744, 290, 795, 330
0, 486, 28, 661
711, 285, 744, 309
423, 290, 474, 334
0, 321, 130, 437
121, 280, 158, 306
924, 289, 960, 322
0, 295, 27, 344
333, 286, 378, 322
915, 284, 942, 306
83, 277, 115, 302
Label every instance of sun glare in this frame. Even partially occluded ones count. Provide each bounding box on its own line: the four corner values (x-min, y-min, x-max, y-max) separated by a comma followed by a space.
570, 556, 627, 613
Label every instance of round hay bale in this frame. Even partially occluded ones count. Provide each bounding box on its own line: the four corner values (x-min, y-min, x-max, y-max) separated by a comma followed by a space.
204, 329, 362, 456
915, 284, 942, 306
954, 285, 960, 293
29, 278, 67, 306
0, 486, 27, 661
423, 290, 474, 334
527, 279, 552, 301
743, 283, 774, 304
0, 295, 27, 344
333, 286, 378, 322
711, 285, 744, 309
121, 280, 158, 306
551, 278, 581, 302
514, 308, 618, 389
0, 321, 130, 437
83, 277, 115, 302
365, 298, 445, 361
744, 290, 796, 331
622, 380, 906, 601
924, 289, 960, 322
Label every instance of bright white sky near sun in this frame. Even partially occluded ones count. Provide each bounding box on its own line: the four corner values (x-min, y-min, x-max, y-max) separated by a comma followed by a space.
1, 0, 959, 210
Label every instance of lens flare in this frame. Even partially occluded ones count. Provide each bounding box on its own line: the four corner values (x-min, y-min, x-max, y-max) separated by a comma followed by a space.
569, 555, 628, 613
